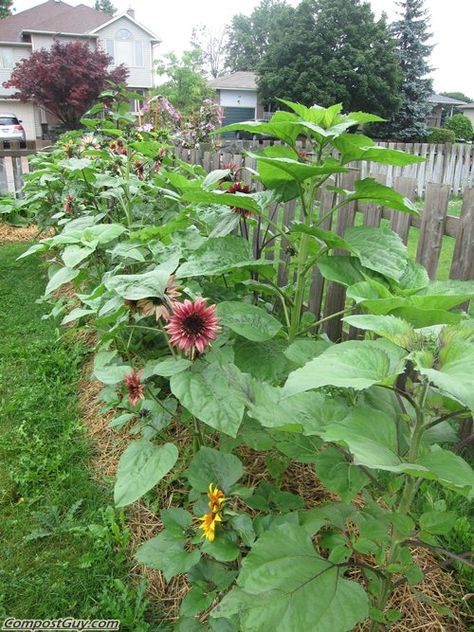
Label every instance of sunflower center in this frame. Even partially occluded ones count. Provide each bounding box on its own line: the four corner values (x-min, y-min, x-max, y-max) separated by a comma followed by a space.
182, 314, 204, 336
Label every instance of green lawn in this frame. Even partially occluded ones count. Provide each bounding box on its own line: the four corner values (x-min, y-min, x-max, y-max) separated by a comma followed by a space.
0, 243, 151, 630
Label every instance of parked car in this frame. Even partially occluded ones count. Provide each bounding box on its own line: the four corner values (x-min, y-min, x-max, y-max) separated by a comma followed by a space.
0, 113, 26, 144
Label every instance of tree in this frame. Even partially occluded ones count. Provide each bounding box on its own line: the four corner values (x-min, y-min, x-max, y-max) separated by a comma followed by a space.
225, 0, 291, 72
154, 49, 211, 114
94, 0, 116, 16
191, 26, 227, 78
3, 41, 128, 129
383, 0, 433, 140
258, 0, 402, 118
444, 114, 473, 141
0, 0, 12, 18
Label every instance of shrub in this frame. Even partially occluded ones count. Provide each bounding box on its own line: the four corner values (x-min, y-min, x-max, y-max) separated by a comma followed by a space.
427, 127, 456, 143
444, 113, 473, 141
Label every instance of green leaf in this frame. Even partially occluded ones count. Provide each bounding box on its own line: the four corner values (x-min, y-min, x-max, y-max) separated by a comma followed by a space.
211, 524, 368, 632
105, 268, 171, 300
82, 223, 126, 244
248, 152, 348, 183
170, 362, 247, 437
180, 586, 215, 617
416, 343, 474, 413
290, 223, 353, 251
344, 226, 408, 281
176, 236, 266, 278
234, 339, 292, 383
182, 189, 261, 214
420, 511, 457, 535
201, 532, 240, 562
114, 440, 178, 507
343, 315, 417, 348
334, 133, 425, 166
284, 339, 406, 396
161, 508, 193, 538
412, 448, 474, 496
142, 357, 192, 379
62, 245, 95, 268
317, 255, 366, 287
315, 448, 369, 502
45, 267, 79, 295
216, 302, 282, 342
340, 178, 419, 215
93, 362, 130, 385
216, 120, 301, 146
61, 307, 94, 325
186, 446, 243, 493
135, 531, 200, 580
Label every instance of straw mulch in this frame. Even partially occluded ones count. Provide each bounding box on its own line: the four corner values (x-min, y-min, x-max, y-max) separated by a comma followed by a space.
78, 363, 473, 630
0, 223, 39, 243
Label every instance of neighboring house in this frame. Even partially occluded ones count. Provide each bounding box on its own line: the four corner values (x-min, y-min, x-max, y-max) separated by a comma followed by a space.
208, 71, 264, 127
457, 102, 474, 126
427, 94, 466, 128
0, 0, 160, 140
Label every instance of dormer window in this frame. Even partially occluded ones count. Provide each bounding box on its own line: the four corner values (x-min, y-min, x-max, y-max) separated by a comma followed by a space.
104, 33, 145, 68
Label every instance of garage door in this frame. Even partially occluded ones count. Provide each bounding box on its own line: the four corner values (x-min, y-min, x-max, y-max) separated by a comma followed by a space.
223, 106, 256, 127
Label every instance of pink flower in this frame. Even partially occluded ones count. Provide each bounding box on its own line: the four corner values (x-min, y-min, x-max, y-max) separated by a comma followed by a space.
165, 298, 220, 357
124, 369, 145, 406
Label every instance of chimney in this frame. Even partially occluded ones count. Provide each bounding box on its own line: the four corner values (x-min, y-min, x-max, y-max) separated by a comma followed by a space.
127, 7, 135, 19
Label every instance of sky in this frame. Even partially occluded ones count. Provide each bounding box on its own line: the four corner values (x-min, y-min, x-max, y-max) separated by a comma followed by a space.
10, 0, 474, 98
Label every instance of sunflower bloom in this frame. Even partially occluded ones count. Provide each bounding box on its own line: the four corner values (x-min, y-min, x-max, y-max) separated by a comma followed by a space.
228, 181, 253, 218
207, 483, 226, 513
165, 298, 219, 357
124, 368, 145, 406
199, 510, 222, 542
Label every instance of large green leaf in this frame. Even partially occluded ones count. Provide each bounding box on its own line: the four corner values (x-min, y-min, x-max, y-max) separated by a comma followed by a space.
62, 244, 96, 268
234, 339, 292, 383
45, 266, 79, 295
339, 178, 419, 215
211, 524, 368, 632
317, 255, 367, 287
170, 361, 247, 437
290, 223, 353, 251
334, 133, 425, 166
416, 343, 474, 413
135, 532, 201, 580
186, 447, 243, 493
412, 448, 474, 496
248, 152, 348, 183
343, 314, 417, 348
344, 226, 408, 281
216, 120, 301, 146
182, 189, 261, 214
315, 448, 369, 502
176, 236, 266, 278
216, 302, 282, 342
284, 339, 406, 396
105, 268, 171, 300
114, 440, 178, 507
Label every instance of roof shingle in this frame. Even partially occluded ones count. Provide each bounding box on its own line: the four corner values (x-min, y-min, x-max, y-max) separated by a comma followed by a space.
0, 0, 110, 42
208, 71, 257, 90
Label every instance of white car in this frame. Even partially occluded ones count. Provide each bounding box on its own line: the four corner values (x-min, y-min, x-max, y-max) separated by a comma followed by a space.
0, 113, 26, 143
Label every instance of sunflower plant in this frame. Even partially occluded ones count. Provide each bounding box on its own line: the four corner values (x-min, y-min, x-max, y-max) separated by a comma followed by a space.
19, 94, 474, 631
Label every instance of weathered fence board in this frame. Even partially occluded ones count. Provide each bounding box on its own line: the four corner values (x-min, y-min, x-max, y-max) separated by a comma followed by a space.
450, 187, 474, 281
416, 183, 450, 279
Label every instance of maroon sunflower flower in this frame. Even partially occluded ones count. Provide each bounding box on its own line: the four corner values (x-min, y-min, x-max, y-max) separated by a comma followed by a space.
124, 369, 145, 406
165, 298, 219, 357
228, 181, 253, 218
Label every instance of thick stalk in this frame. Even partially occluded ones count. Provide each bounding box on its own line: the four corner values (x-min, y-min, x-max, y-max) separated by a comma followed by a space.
369, 381, 428, 632
288, 229, 311, 340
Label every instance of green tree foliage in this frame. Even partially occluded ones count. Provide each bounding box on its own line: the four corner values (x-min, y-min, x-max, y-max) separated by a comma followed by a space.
257, 0, 401, 118
426, 127, 455, 144
444, 113, 473, 141
155, 49, 211, 114
94, 0, 116, 16
225, 0, 291, 72
0, 0, 13, 18
384, 0, 433, 140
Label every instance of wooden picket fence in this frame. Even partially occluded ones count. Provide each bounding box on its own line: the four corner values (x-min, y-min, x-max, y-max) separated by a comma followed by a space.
1, 142, 473, 343
195, 141, 474, 196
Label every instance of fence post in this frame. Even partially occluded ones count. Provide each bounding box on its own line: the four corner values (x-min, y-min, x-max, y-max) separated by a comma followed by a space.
450, 186, 474, 281
416, 182, 450, 279
323, 169, 360, 341
390, 176, 417, 245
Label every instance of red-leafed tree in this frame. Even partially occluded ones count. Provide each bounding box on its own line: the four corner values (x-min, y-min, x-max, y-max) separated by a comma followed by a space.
4, 40, 128, 129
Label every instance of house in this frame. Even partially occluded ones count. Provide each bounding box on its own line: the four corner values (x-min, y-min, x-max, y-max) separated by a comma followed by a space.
0, 0, 160, 140
208, 71, 264, 127
456, 102, 474, 126
427, 94, 466, 128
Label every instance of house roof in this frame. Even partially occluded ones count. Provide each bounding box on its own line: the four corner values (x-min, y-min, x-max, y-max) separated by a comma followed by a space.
0, 0, 110, 42
89, 12, 160, 43
208, 71, 257, 91
457, 102, 474, 110
428, 93, 467, 106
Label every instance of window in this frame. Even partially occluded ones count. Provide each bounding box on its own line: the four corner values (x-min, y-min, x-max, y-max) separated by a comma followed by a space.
134, 41, 144, 67
0, 48, 13, 69
105, 38, 114, 62
116, 28, 132, 40
114, 40, 133, 66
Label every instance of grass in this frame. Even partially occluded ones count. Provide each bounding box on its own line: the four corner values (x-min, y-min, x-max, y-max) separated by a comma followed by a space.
0, 242, 151, 630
